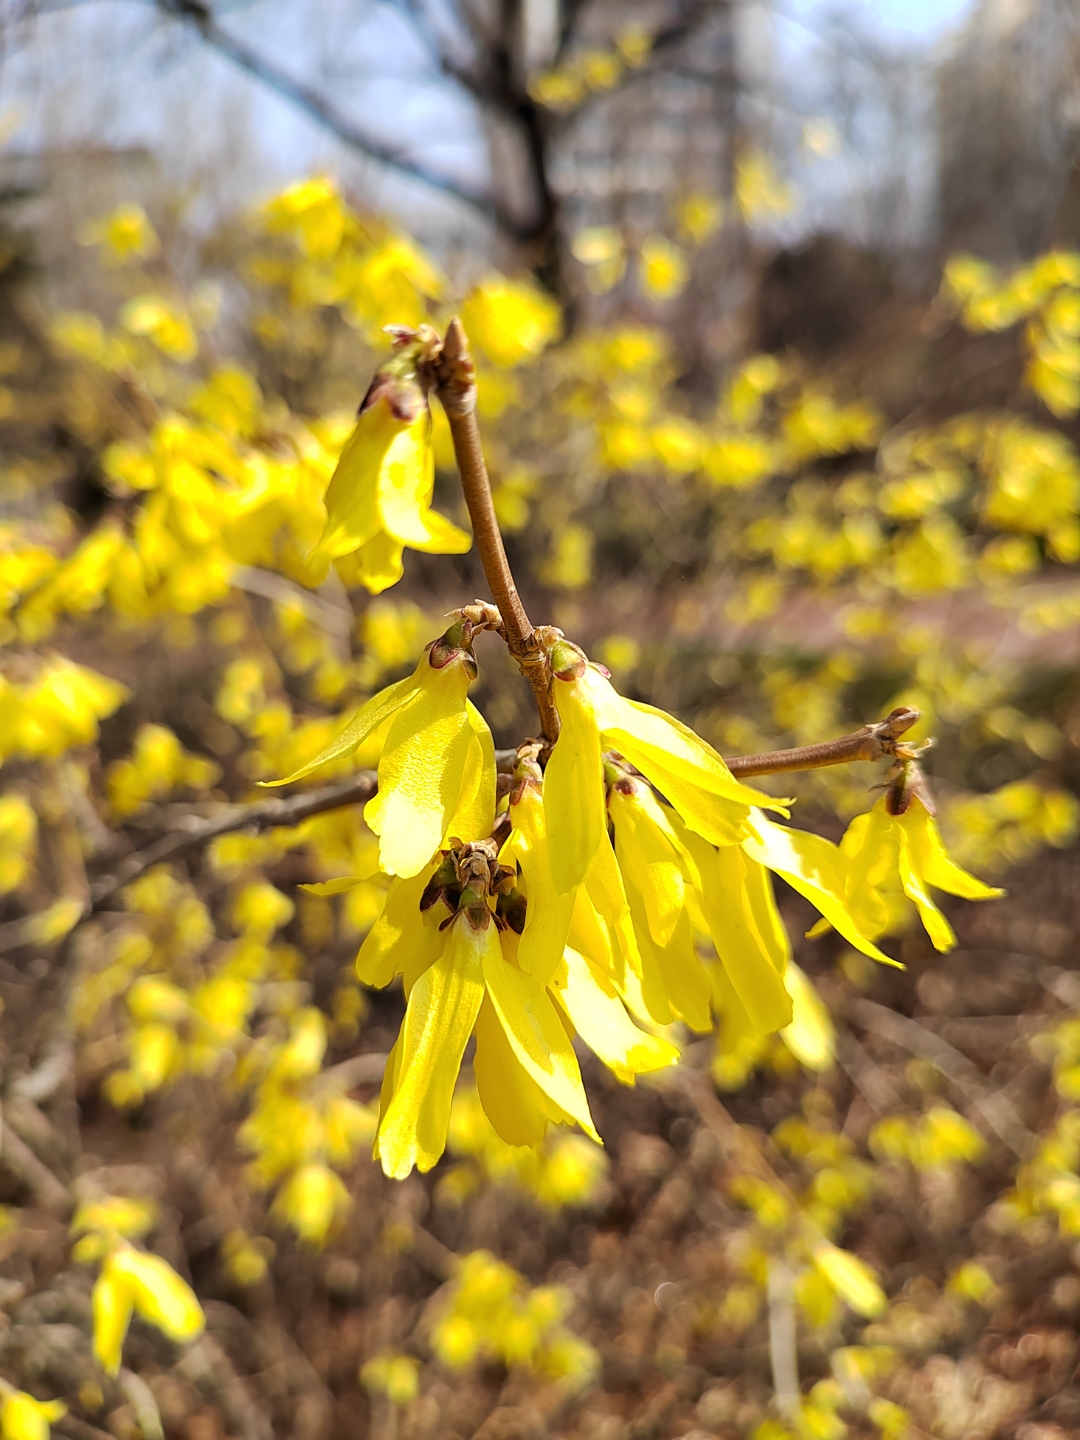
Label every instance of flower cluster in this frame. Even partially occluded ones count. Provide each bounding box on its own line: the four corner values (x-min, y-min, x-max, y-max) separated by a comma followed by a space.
249, 325, 1008, 1180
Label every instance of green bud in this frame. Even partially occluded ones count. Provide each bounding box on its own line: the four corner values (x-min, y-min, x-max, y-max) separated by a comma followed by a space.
547, 637, 587, 681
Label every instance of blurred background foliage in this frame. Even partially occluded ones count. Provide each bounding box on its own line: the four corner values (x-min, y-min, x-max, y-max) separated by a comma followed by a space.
3, 0, 1080, 1437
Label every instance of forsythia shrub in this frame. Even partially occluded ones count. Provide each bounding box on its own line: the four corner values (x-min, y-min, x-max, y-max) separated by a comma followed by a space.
2, 174, 1078, 1435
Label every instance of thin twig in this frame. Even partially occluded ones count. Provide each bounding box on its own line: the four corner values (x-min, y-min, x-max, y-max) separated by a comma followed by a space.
724, 706, 921, 778
766, 1258, 800, 1419
0, 773, 377, 956
0, 1109, 69, 1211
848, 998, 1033, 1158
89, 773, 377, 911
153, 0, 509, 232
178, 1335, 275, 1440
232, 565, 353, 640
433, 319, 561, 743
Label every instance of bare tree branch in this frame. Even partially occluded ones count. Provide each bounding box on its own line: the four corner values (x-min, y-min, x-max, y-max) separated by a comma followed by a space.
848, 997, 1034, 1159
148, 0, 516, 230
0, 772, 377, 957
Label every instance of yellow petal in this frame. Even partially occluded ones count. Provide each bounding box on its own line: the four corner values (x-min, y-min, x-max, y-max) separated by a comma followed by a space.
375, 918, 488, 1178
442, 699, 496, 845
577, 666, 783, 842
900, 799, 1005, 901
809, 805, 896, 942
582, 830, 643, 978
109, 1248, 205, 1343
353, 529, 406, 594
609, 782, 685, 947
896, 822, 956, 952
703, 845, 793, 1032
554, 947, 679, 1082
404, 507, 472, 554
272, 1161, 350, 1245
481, 935, 600, 1142
306, 396, 398, 581
355, 865, 442, 988
742, 812, 899, 966
364, 655, 475, 877
1, 1392, 66, 1440
375, 411, 469, 554
300, 877, 367, 896
545, 671, 606, 892
780, 963, 834, 1071
474, 993, 556, 1145
739, 846, 791, 976
262, 668, 416, 786
511, 784, 574, 986
623, 870, 713, 1031
92, 1264, 135, 1376
813, 1242, 886, 1318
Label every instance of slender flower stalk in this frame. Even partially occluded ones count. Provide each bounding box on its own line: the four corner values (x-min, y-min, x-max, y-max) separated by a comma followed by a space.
433, 318, 560, 743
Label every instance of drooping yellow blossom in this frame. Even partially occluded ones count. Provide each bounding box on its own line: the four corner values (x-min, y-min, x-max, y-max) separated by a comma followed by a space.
88, 1246, 204, 1375
271, 1161, 352, 1244
73, 1191, 204, 1374
459, 278, 561, 368
0, 658, 129, 763
0, 1391, 67, 1440
540, 642, 899, 1042
305, 327, 470, 592
358, 796, 677, 1177
77, 201, 160, 264
811, 1242, 887, 1318
605, 768, 791, 1033
542, 641, 783, 893
639, 235, 689, 301
821, 792, 1004, 952
431, 1250, 598, 1385
266, 617, 495, 878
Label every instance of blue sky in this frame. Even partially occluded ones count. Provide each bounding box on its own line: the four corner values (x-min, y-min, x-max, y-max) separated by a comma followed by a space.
786, 0, 977, 43
0, 0, 981, 247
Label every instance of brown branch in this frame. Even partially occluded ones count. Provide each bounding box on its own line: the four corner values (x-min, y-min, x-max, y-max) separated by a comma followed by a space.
848, 997, 1033, 1159
434, 318, 560, 743
89, 772, 379, 910
0, 1109, 69, 1211
0, 773, 377, 955
724, 706, 920, 778
153, 0, 512, 233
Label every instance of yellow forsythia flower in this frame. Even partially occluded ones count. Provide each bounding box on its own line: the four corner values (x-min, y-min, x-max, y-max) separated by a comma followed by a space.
360, 1353, 420, 1407
812, 1242, 886, 1318
0, 1391, 67, 1440
541, 641, 894, 1039
828, 794, 1003, 952
638, 235, 689, 300
266, 620, 495, 878
92, 1247, 204, 1375
357, 781, 676, 1175
779, 963, 835, 1072
271, 1161, 351, 1244
458, 278, 561, 368
77, 202, 160, 263
305, 329, 469, 593
91, 1262, 135, 1376
542, 644, 777, 890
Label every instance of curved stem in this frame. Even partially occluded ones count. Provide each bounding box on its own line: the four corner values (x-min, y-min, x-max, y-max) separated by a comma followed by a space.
434, 318, 560, 743
724, 706, 920, 778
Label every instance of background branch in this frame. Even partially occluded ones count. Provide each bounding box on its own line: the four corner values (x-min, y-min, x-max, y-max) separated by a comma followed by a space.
151, 0, 510, 230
